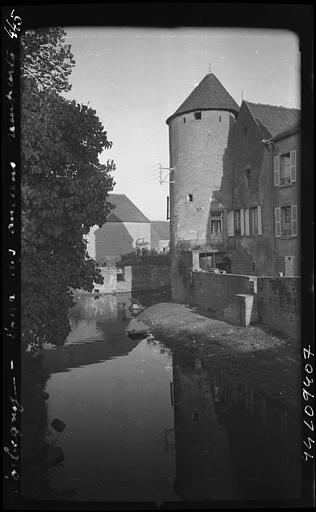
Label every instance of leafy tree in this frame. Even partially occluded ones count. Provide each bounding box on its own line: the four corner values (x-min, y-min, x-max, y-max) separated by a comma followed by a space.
21, 27, 75, 93
21, 28, 116, 352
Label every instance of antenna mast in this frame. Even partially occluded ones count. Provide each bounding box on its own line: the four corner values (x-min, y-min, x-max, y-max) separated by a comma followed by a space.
157, 163, 175, 185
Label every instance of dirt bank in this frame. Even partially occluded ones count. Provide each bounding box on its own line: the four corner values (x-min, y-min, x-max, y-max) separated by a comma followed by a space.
140, 303, 301, 412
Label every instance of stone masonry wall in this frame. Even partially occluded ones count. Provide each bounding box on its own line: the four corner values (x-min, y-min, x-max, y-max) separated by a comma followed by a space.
218, 103, 275, 276
256, 277, 300, 340
274, 132, 300, 275
131, 264, 171, 292
169, 110, 236, 250
188, 272, 257, 312
172, 251, 300, 339
93, 266, 132, 294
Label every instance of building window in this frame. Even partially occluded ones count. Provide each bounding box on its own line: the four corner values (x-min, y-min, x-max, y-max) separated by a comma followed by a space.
219, 115, 221, 122
280, 153, 291, 185
187, 193, 193, 202
274, 151, 296, 186
243, 126, 248, 135
275, 205, 297, 237
245, 207, 262, 236
166, 196, 170, 220
194, 111, 202, 120
250, 207, 258, 235
245, 168, 251, 187
234, 209, 241, 235
281, 206, 292, 236
183, 117, 186, 123
210, 210, 223, 236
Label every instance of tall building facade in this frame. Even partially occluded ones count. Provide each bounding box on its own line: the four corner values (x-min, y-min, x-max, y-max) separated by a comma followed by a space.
166, 73, 300, 289
166, 73, 239, 253
166, 73, 239, 295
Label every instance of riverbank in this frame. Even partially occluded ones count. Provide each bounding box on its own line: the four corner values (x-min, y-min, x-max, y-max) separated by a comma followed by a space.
20, 354, 53, 501
140, 302, 301, 412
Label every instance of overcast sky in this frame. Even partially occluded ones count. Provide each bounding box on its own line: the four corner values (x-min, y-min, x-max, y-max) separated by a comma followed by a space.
63, 27, 300, 221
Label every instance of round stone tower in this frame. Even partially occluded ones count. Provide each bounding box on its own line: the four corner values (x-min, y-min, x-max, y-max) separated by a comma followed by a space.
166, 73, 239, 253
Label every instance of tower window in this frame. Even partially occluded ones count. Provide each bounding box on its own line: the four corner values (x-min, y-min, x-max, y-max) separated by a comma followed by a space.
187, 194, 193, 202
194, 111, 202, 120
245, 168, 251, 186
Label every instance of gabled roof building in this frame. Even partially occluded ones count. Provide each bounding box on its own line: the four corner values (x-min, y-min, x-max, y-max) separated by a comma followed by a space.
166, 72, 300, 281
86, 194, 151, 263
105, 194, 150, 224
245, 101, 300, 138
217, 100, 300, 276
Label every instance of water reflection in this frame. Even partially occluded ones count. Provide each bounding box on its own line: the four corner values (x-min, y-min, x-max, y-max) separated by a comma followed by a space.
171, 350, 301, 501
42, 294, 137, 374
211, 378, 301, 500
41, 293, 301, 504
172, 360, 238, 501
43, 293, 178, 503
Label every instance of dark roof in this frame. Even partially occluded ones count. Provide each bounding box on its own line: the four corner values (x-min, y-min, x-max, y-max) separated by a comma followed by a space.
271, 121, 300, 141
106, 194, 150, 223
245, 101, 300, 139
151, 221, 170, 240
166, 73, 239, 124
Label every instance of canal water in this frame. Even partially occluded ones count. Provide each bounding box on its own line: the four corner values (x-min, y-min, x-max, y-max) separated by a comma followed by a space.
40, 291, 301, 504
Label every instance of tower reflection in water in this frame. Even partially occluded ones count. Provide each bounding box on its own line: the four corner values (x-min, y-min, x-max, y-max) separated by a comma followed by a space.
170, 350, 301, 502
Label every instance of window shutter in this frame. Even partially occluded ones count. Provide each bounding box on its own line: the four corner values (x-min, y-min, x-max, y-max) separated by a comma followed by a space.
291, 204, 297, 236
245, 208, 250, 236
240, 209, 245, 236
227, 211, 234, 237
257, 206, 262, 235
290, 151, 296, 183
275, 207, 281, 237
274, 156, 280, 186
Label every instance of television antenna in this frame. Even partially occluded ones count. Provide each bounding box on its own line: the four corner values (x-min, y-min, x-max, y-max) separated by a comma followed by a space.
157, 163, 175, 185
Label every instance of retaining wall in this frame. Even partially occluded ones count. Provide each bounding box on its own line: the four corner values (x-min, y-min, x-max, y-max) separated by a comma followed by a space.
256, 277, 301, 340
172, 250, 300, 339
188, 271, 257, 312
93, 266, 132, 294
131, 264, 171, 292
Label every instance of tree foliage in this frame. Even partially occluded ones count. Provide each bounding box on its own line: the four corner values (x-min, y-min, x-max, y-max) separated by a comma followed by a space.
21, 27, 75, 93
21, 28, 116, 351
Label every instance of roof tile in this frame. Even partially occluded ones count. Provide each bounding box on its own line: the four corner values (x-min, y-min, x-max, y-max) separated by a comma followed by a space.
245, 101, 300, 138
106, 194, 150, 223
167, 73, 239, 124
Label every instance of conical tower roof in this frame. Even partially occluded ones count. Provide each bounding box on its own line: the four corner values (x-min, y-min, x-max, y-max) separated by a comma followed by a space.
166, 73, 239, 124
